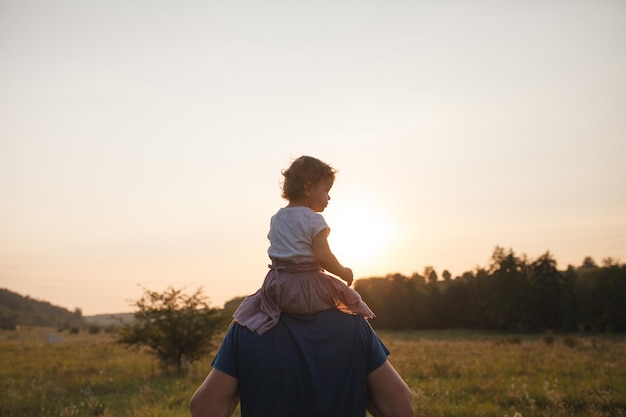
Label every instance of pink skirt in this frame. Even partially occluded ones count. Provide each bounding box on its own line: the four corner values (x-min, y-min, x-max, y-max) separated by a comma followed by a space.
233, 261, 375, 335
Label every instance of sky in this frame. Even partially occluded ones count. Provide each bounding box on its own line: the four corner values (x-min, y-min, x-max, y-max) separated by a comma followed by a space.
1, 0, 625, 315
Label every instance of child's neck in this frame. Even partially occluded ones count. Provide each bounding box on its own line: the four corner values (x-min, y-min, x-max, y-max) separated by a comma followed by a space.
287, 199, 309, 208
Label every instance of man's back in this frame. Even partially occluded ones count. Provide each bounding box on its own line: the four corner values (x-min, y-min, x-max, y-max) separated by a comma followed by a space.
212, 310, 389, 417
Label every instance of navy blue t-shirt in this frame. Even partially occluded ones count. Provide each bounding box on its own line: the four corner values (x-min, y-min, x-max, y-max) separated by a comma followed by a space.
211, 310, 390, 417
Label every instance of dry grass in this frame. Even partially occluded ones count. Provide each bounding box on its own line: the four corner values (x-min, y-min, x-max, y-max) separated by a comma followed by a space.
1, 327, 625, 416
380, 330, 626, 417
0, 327, 215, 417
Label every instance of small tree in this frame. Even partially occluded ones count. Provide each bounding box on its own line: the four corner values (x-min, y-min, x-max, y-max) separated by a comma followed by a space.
117, 286, 222, 374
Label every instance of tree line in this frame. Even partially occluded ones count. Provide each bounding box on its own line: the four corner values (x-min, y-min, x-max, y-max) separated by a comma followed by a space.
354, 246, 626, 333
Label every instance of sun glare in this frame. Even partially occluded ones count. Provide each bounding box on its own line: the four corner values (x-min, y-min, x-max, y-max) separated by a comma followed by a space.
325, 194, 394, 273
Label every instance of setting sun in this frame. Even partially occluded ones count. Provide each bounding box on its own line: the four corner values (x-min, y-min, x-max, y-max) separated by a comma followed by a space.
325, 193, 394, 273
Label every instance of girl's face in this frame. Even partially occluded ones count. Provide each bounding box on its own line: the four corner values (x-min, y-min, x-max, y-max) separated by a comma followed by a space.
305, 177, 333, 212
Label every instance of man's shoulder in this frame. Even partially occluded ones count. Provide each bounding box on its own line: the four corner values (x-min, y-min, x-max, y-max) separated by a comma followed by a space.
231, 310, 368, 341
282, 309, 365, 327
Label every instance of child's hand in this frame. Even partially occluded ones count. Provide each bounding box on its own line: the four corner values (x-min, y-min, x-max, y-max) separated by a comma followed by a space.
343, 267, 354, 287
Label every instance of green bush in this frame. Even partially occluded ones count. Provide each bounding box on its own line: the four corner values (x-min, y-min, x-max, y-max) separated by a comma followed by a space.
117, 287, 223, 375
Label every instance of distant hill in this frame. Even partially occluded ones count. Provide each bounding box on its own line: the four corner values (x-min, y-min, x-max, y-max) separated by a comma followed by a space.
0, 288, 86, 330
85, 313, 135, 327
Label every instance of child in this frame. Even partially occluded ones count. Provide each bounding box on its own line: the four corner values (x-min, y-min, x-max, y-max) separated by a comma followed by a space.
233, 156, 375, 334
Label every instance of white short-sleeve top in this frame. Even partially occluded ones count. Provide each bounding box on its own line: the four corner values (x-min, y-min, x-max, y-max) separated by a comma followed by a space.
267, 206, 329, 263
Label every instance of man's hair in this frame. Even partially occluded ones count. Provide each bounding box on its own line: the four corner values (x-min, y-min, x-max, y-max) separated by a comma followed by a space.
281, 156, 336, 201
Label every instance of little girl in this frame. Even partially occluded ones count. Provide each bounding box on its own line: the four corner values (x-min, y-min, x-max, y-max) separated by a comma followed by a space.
233, 155, 375, 334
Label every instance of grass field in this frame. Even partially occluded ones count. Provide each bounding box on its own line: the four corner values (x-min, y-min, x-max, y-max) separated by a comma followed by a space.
1, 327, 625, 416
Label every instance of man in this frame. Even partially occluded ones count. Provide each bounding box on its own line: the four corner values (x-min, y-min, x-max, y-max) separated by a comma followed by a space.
191, 309, 413, 417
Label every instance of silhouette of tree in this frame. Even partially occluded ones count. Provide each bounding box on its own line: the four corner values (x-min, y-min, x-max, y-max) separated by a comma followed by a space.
442, 270, 452, 281
488, 247, 529, 331
424, 266, 438, 284
117, 287, 222, 374
527, 251, 562, 331
581, 256, 598, 269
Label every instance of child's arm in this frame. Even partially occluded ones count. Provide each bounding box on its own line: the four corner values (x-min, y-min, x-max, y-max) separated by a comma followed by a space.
312, 228, 354, 286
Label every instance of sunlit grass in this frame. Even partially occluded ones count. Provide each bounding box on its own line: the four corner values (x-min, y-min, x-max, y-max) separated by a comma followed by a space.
0, 328, 217, 417
379, 330, 626, 417
1, 327, 625, 416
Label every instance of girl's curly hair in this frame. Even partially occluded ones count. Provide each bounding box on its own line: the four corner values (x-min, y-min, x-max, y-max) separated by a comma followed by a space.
281, 156, 336, 201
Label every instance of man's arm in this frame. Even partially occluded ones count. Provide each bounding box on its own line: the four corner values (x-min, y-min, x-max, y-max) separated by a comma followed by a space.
366, 361, 414, 417
190, 368, 239, 417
